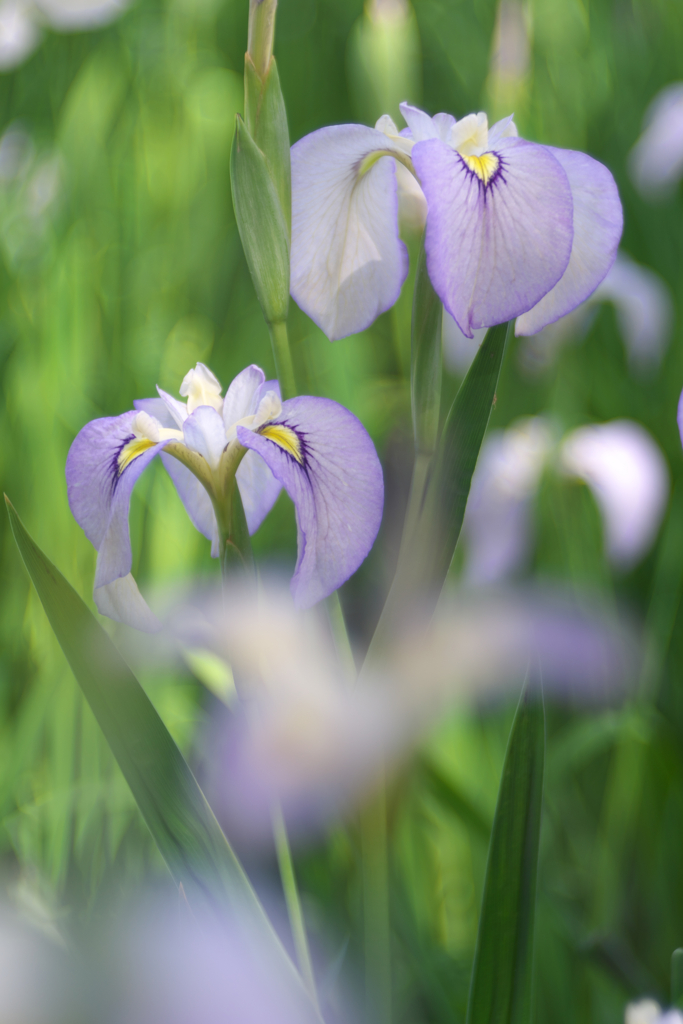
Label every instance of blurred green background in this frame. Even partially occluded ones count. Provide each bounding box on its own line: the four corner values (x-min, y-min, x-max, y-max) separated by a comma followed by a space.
0, 0, 682, 1020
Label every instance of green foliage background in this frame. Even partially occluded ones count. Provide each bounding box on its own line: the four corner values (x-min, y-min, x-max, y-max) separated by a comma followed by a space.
0, 0, 682, 1020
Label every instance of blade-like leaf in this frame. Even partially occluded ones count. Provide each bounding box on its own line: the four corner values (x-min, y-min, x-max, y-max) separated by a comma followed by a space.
420, 319, 512, 589
411, 235, 443, 458
466, 683, 545, 1024
5, 497, 320, 1015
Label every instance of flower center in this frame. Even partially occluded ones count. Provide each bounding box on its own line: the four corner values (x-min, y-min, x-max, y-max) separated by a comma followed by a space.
461, 152, 499, 184
259, 423, 304, 464
117, 437, 156, 474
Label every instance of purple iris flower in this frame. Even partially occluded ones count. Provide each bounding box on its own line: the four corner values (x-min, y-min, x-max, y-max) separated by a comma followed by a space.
290, 102, 623, 341
66, 363, 384, 627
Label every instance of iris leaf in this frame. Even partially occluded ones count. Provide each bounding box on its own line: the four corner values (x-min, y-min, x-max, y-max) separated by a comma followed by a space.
411, 235, 443, 458
420, 319, 512, 589
466, 682, 545, 1024
5, 497, 319, 1013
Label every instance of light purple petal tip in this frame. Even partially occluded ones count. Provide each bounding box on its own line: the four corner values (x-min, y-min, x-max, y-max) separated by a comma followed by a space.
516, 147, 623, 336
237, 397, 384, 608
222, 364, 265, 429
290, 123, 409, 340
413, 136, 573, 337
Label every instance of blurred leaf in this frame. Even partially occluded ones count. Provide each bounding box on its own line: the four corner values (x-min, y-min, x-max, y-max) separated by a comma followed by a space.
5, 497, 317, 1010
466, 683, 545, 1024
419, 755, 491, 842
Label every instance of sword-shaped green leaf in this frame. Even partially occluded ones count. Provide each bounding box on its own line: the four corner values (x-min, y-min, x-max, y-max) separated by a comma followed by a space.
466, 683, 545, 1024
5, 497, 321, 1018
411, 235, 443, 458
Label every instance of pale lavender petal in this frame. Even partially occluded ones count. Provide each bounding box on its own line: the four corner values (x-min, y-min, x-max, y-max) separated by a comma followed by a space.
156, 387, 188, 428
237, 397, 384, 608
399, 102, 441, 141
66, 411, 171, 589
182, 406, 226, 470
488, 113, 518, 145
560, 420, 669, 568
222, 364, 265, 429
432, 111, 457, 140
290, 124, 409, 340
160, 452, 218, 551
515, 147, 623, 336
134, 397, 176, 428
236, 450, 282, 535
629, 83, 683, 196
94, 573, 161, 632
413, 136, 573, 337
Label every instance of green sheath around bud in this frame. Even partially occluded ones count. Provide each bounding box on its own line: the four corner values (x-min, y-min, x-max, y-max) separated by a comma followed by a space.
244, 55, 292, 233
230, 114, 289, 325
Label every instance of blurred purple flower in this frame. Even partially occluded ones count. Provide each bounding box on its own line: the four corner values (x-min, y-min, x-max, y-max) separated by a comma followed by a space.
463, 417, 669, 582
629, 82, 683, 198
66, 363, 383, 627
626, 1001, 683, 1024
290, 102, 622, 341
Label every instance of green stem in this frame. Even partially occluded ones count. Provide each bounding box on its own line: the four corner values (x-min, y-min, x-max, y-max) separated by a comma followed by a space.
272, 802, 321, 1014
269, 320, 297, 400
247, 0, 277, 79
360, 781, 391, 1024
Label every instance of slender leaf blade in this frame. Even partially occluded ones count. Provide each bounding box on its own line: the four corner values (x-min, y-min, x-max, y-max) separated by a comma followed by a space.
5, 497, 318, 1005
466, 684, 545, 1024
411, 235, 443, 457
420, 320, 511, 589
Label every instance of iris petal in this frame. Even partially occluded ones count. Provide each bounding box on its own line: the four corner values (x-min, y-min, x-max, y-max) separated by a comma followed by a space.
237, 396, 384, 608
412, 136, 574, 337
290, 124, 409, 341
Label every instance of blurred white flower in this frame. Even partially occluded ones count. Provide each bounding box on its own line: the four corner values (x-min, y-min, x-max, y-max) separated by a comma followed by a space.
0, 0, 40, 70
560, 420, 670, 568
626, 1000, 683, 1024
463, 417, 669, 581
516, 251, 673, 376
629, 82, 683, 198
0, 0, 132, 73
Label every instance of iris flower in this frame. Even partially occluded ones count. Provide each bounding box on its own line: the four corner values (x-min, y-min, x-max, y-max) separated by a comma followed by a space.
66, 363, 384, 627
290, 102, 622, 341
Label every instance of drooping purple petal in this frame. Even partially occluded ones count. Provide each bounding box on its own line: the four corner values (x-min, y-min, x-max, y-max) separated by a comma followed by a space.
66, 411, 170, 590
237, 397, 384, 608
160, 452, 218, 552
290, 124, 409, 340
413, 136, 574, 337
515, 147, 623, 336
94, 573, 161, 632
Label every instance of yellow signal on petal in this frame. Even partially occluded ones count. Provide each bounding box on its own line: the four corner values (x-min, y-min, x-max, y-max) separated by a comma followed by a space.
118, 437, 156, 474
462, 152, 499, 184
259, 424, 304, 464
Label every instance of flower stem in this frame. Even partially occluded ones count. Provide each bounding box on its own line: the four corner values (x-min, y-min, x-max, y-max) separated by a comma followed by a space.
271, 802, 321, 1014
248, 0, 277, 80
269, 320, 297, 401
360, 780, 391, 1024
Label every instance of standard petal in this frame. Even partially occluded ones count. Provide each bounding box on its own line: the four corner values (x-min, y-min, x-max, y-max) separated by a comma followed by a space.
134, 397, 177, 428
156, 387, 189, 428
515, 146, 623, 336
223, 364, 266, 429
94, 573, 161, 632
182, 405, 227, 470
66, 410, 171, 588
399, 102, 442, 141
413, 136, 573, 337
290, 124, 409, 340
236, 450, 282, 535
237, 397, 384, 608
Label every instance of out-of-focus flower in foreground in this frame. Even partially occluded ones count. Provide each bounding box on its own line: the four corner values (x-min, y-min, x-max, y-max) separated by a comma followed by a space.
167, 579, 636, 846
464, 417, 669, 583
290, 101, 622, 341
625, 1000, 683, 1024
67, 363, 383, 627
629, 82, 683, 198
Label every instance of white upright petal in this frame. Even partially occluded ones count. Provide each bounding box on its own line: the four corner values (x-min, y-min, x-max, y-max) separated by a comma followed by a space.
398, 102, 443, 141
180, 362, 223, 413
560, 420, 669, 568
222, 364, 265, 429
94, 573, 161, 633
182, 406, 227, 471
156, 387, 188, 428
290, 124, 409, 340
